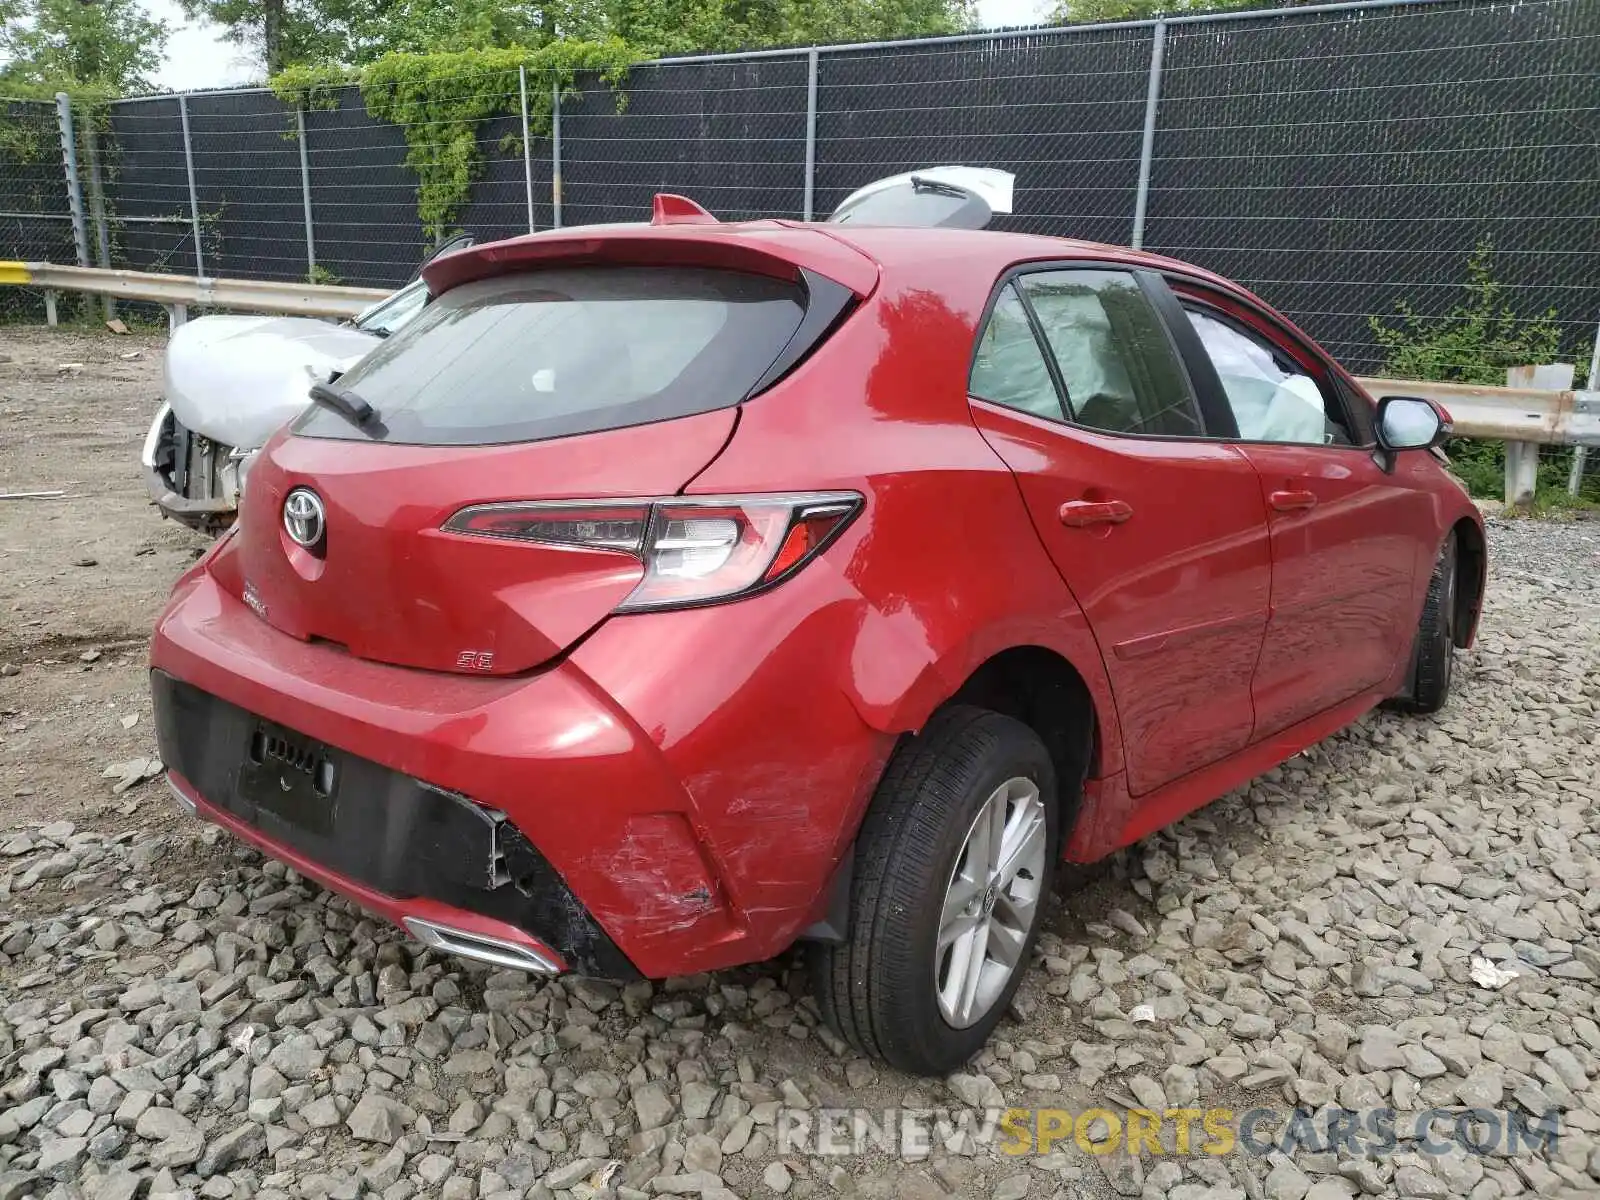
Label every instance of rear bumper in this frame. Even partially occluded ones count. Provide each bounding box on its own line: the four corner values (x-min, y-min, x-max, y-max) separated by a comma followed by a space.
164, 770, 571, 977
149, 568, 890, 978
153, 671, 633, 978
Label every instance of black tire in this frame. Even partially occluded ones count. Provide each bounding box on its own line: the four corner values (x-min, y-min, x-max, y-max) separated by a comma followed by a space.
1387, 533, 1457, 715
812, 706, 1059, 1076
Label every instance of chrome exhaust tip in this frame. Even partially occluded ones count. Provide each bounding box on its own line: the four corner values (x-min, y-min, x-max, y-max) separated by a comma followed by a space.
402, 916, 563, 976
165, 776, 201, 820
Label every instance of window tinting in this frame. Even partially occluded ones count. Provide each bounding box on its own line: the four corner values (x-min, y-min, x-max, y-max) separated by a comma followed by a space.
1185, 308, 1352, 446
295, 267, 806, 446
1019, 270, 1201, 438
969, 285, 1062, 421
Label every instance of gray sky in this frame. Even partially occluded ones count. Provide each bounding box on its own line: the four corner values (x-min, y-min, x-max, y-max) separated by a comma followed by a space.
141, 0, 1052, 92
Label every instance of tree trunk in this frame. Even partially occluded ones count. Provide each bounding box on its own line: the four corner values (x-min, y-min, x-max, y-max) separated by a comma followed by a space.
263, 0, 285, 73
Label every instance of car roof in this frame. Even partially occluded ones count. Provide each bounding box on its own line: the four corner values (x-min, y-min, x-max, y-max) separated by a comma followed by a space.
805, 222, 1241, 295
425, 218, 1243, 301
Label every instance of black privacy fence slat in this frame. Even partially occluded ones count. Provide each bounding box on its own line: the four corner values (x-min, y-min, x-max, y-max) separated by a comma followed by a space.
0, 101, 74, 319
1144, 0, 1600, 372
2, 0, 1595, 372
186, 90, 307, 283
815, 26, 1156, 245
104, 97, 197, 277
561, 57, 811, 226
459, 111, 551, 246
302, 90, 428, 288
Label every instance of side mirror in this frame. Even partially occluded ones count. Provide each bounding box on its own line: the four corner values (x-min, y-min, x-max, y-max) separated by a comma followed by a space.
1376, 395, 1450, 451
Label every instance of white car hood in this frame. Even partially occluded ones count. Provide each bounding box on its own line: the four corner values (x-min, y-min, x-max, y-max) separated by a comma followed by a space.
829, 167, 1015, 218
164, 314, 381, 449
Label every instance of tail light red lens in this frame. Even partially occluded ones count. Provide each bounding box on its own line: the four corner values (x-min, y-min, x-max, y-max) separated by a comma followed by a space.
443, 492, 861, 612
443, 503, 651, 553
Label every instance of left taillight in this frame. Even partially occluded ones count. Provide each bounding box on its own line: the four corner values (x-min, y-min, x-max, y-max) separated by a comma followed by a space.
442, 492, 862, 612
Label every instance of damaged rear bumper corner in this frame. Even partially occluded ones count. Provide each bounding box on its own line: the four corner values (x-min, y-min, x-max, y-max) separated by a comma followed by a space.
154, 672, 638, 979
164, 765, 588, 979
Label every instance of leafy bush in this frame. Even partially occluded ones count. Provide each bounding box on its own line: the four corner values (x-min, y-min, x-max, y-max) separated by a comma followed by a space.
1369, 239, 1563, 387
1369, 239, 1595, 505
272, 43, 635, 243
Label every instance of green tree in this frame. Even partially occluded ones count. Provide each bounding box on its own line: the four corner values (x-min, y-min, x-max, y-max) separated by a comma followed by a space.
0, 0, 169, 95
208, 0, 972, 70
181, 0, 612, 72
608, 0, 972, 55
175, 0, 339, 74
1050, 0, 1312, 21
328, 0, 611, 63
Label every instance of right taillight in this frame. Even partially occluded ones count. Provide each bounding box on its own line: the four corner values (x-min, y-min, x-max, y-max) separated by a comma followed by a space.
443, 492, 862, 612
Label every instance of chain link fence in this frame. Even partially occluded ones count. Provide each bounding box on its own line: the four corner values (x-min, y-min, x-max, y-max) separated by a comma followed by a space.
0, 99, 76, 320
3, 0, 1596, 388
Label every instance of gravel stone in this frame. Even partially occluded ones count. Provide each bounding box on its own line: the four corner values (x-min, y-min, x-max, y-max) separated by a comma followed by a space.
134, 1106, 199, 1141
632, 1082, 674, 1131
346, 1094, 408, 1145
36, 1136, 88, 1181
2, 516, 1598, 1200
948, 1073, 1005, 1108
1266, 1160, 1311, 1200
196, 1122, 266, 1176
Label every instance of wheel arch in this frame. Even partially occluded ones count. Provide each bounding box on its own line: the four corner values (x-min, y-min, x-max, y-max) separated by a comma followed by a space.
939, 645, 1101, 846
1451, 515, 1486, 649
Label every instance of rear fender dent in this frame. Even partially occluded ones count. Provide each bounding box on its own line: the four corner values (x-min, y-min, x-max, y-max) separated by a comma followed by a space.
846, 609, 1122, 780
843, 598, 962, 734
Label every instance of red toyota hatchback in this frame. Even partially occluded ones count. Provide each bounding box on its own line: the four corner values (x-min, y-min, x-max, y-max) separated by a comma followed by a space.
151, 178, 1485, 1074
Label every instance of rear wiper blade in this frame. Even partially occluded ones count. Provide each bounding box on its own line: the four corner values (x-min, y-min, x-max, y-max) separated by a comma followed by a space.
308, 380, 377, 427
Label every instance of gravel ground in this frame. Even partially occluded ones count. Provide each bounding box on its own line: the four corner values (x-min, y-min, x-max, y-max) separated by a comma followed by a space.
2, 327, 1599, 1200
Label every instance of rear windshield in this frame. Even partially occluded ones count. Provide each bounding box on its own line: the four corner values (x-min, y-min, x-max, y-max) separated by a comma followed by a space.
294, 266, 806, 445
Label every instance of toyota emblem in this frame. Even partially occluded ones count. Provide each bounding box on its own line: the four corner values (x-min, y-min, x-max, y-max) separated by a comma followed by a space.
282, 488, 326, 549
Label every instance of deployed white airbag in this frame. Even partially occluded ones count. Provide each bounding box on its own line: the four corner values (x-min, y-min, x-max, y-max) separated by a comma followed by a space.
1187, 309, 1330, 444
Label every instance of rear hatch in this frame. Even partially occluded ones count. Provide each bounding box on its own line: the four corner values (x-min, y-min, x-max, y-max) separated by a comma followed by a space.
224, 251, 861, 676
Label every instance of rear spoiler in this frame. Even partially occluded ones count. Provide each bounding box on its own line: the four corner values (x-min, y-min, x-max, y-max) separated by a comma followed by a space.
422, 221, 879, 300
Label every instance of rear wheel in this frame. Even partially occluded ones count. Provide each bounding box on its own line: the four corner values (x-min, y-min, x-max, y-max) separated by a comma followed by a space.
1387, 533, 1457, 715
812, 706, 1057, 1075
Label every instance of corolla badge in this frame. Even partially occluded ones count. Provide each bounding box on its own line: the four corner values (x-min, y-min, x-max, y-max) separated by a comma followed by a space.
282, 487, 326, 548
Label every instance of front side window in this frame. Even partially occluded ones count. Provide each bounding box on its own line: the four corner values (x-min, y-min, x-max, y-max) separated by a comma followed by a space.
1018, 270, 1201, 438
1184, 307, 1352, 446
968, 285, 1062, 421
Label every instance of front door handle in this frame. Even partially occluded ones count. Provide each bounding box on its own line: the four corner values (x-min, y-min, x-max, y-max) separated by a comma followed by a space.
1059, 499, 1133, 527
1269, 489, 1318, 512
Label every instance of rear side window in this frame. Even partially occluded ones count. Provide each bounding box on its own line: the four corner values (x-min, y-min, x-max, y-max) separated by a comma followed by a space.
969, 285, 1062, 421
296, 267, 806, 446
1018, 270, 1201, 439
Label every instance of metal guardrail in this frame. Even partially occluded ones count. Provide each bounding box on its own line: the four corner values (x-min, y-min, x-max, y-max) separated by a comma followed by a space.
0, 261, 387, 327
1359, 377, 1600, 449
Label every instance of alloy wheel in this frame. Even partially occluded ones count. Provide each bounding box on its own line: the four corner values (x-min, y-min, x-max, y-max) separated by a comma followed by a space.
935, 775, 1048, 1028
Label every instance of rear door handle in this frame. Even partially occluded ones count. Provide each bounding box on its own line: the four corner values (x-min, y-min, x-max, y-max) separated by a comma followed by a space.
1059, 499, 1133, 527
1269, 489, 1318, 512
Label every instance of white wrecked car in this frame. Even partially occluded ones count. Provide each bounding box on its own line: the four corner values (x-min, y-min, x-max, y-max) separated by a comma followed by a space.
140, 168, 1014, 534
140, 240, 462, 534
